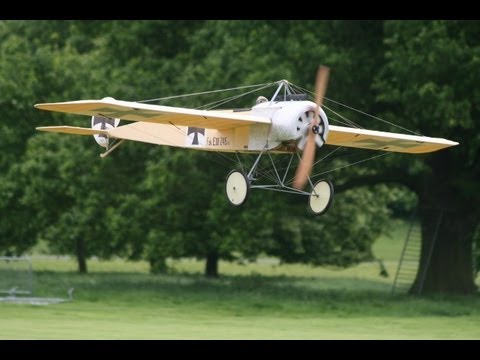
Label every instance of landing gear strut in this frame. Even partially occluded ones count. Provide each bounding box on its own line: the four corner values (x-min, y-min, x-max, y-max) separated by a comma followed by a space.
224, 149, 334, 215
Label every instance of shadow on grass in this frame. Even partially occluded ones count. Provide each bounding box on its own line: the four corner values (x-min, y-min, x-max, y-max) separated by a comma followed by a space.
30, 270, 480, 318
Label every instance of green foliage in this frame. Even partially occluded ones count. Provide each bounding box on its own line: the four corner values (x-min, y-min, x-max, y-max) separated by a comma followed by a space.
373, 21, 480, 286
269, 186, 391, 267
138, 148, 277, 273
473, 224, 480, 276
1, 20, 478, 283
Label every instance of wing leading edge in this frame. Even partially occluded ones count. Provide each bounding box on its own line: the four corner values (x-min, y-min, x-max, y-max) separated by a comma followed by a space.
326, 125, 458, 154
35, 98, 270, 130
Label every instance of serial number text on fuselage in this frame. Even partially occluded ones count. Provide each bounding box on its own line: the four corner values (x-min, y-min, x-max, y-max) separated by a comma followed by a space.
207, 137, 230, 146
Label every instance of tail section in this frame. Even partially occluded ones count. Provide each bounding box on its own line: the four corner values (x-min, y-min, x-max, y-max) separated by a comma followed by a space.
36, 115, 120, 149
91, 116, 120, 148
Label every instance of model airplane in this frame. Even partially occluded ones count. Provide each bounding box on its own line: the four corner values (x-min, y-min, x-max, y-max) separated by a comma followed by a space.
35, 66, 458, 215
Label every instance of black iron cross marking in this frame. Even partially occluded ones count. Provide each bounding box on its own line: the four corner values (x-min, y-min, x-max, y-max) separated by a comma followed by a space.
92, 107, 160, 119
354, 138, 422, 149
187, 127, 205, 145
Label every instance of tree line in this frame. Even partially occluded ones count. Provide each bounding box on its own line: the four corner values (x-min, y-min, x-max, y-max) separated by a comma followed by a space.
0, 20, 478, 294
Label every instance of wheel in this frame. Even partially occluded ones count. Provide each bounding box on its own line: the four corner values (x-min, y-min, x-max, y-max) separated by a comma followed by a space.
309, 179, 334, 215
225, 170, 250, 206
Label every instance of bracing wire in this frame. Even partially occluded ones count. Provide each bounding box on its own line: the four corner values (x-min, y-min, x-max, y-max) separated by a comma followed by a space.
322, 104, 363, 129
323, 97, 422, 136
310, 152, 391, 181
129, 79, 407, 191
137, 82, 275, 104
290, 82, 421, 136
289, 83, 363, 129
198, 83, 276, 110
129, 82, 278, 155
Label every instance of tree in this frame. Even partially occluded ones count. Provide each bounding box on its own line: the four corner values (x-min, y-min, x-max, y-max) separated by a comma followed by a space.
48, 21, 392, 276
139, 147, 277, 277
268, 185, 392, 267
0, 21, 64, 254
7, 19, 473, 287
0, 20, 201, 268
372, 20, 480, 294
131, 20, 393, 276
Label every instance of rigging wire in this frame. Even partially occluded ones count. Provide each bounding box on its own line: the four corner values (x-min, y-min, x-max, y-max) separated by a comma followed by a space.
127, 82, 277, 155
290, 82, 421, 136
292, 80, 424, 140
198, 83, 276, 110
128, 79, 409, 192
322, 104, 363, 129
323, 97, 422, 136
310, 152, 391, 181
136, 82, 275, 104
289, 83, 363, 129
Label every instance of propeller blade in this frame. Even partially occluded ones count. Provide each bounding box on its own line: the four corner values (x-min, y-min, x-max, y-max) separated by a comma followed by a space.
297, 134, 308, 151
293, 65, 330, 190
294, 130, 316, 189
315, 65, 329, 108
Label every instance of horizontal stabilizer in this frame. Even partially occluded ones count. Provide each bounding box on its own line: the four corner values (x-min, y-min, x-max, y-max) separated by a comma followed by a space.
36, 126, 109, 136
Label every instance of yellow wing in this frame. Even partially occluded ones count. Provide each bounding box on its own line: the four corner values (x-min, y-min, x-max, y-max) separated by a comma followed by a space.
35, 98, 270, 130
327, 125, 458, 154
35, 98, 458, 154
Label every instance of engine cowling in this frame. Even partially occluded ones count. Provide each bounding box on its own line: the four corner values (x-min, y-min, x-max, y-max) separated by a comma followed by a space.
268, 100, 329, 150
91, 116, 120, 148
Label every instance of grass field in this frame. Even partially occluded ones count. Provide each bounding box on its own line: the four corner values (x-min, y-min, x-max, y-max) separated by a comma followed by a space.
0, 219, 479, 339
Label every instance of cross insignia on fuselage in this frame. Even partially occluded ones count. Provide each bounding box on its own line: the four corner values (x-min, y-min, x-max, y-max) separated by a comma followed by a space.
187, 127, 205, 145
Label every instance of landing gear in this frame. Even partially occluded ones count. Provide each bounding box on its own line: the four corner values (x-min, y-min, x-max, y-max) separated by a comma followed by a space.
308, 179, 334, 215
225, 170, 250, 206
224, 150, 334, 215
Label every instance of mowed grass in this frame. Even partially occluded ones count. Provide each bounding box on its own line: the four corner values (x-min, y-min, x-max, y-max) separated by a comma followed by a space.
1, 220, 479, 339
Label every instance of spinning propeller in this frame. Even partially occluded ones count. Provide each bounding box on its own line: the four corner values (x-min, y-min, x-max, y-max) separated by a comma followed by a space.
293, 65, 330, 190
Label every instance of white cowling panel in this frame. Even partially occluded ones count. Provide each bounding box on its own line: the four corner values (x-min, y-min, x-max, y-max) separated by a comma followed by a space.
251, 100, 329, 150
